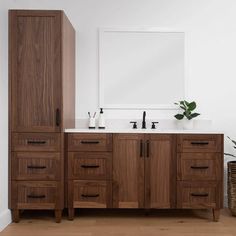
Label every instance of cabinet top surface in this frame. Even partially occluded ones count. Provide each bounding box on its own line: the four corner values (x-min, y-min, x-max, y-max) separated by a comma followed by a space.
64, 128, 223, 134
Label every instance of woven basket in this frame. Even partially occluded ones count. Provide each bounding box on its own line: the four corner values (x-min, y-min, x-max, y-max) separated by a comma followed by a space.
228, 161, 236, 216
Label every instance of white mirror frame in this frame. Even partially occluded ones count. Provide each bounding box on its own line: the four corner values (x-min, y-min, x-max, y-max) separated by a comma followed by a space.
99, 28, 188, 110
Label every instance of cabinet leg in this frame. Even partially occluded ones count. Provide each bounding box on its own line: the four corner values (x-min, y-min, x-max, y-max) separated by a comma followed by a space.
212, 209, 220, 222
12, 209, 20, 223
68, 208, 74, 220
55, 210, 62, 223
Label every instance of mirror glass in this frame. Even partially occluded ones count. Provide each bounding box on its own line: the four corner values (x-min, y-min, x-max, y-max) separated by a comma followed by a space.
99, 29, 185, 109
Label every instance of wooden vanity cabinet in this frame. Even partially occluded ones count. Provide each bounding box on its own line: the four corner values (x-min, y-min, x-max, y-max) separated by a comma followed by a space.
113, 134, 176, 209
177, 134, 224, 221
66, 133, 113, 220
9, 10, 75, 223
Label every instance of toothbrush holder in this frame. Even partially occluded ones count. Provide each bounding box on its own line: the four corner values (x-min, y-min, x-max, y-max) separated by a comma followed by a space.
88, 118, 96, 129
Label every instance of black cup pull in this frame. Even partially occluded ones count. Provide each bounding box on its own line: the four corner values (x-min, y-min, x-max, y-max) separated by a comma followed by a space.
191, 193, 209, 197
27, 194, 46, 199
56, 108, 60, 126
81, 194, 99, 198
146, 140, 150, 157
81, 141, 100, 144
27, 165, 46, 169
27, 140, 46, 145
140, 140, 143, 157
191, 166, 209, 169
191, 141, 209, 145
81, 165, 100, 168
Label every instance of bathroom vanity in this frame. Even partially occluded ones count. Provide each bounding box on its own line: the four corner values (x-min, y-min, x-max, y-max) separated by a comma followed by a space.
65, 129, 223, 221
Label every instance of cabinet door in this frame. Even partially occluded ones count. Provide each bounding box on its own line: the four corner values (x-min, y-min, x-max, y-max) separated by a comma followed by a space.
145, 134, 176, 208
113, 134, 145, 208
10, 11, 61, 132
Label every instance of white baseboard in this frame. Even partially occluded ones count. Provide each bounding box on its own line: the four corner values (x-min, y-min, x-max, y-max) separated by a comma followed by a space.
0, 209, 12, 232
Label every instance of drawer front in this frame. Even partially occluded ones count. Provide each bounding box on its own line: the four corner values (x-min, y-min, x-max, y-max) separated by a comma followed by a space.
12, 152, 61, 180
71, 180, 112, 208
177, 134, 222, 153
12, 133, 61, 152
68, 152, 112, 180
12, 181, 59, 209
177, 153, 221, 181
177, 182, 219, 209
68, 133, 112, 152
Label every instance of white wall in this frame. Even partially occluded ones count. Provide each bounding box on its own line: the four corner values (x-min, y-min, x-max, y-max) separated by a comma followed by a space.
1, 0, 236, 230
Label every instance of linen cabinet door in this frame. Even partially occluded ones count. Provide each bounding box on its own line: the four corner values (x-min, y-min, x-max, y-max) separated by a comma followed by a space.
113, 134, 145, 208
145, 134, 176, 209
10, 10, 62, 132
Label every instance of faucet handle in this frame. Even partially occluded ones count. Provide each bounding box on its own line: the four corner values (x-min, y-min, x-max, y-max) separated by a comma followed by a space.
151, 122, 159, 129
130, 121, 137, 129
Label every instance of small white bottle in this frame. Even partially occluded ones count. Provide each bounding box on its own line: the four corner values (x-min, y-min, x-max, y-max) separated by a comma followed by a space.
98, 108, 105, 129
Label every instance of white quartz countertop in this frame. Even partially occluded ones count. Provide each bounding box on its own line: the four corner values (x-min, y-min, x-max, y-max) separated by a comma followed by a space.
65, 128, 223, 134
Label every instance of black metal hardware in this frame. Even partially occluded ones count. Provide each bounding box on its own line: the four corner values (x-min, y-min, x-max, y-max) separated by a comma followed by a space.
190, 166, 209, 169
190, 141, 209, 145
81, 141, 100, 144
27, 165, 46, 169
151, 122, 159, 129
81, 165, 100, 168
27, 140, 46, 145
140, 140, 143, 157
146, 140, 150, 157
81, 194, 99, 198
56, 108, 60, 126
130, 121, 137, 129
27, 195, 46, 199
191, 193, 209, 197
142, 111, 146, 129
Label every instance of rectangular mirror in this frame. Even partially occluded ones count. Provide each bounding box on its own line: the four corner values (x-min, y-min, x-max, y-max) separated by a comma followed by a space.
99, 28, 186, 109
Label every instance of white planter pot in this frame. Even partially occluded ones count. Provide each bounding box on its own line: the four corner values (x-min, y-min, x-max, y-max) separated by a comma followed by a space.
182, 118, 194, 130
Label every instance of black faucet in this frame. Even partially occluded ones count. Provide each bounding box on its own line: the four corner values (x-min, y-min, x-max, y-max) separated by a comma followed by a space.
142, 111, 146, 129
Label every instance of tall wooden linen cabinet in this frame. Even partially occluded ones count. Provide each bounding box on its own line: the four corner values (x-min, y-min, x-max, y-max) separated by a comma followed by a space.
9, 10, 75, 223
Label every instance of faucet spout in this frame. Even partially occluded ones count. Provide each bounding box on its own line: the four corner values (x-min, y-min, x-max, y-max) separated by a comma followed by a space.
142, 111, 146, 129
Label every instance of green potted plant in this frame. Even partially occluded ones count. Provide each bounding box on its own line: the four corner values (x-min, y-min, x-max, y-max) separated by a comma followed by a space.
225, 137, 236, 216
174, 100, 200, 129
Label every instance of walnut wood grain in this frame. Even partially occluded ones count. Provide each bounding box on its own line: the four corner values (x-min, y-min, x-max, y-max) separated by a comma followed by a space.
68, 133, 113, 152
12, 152, 61, 181
68, 152, 112, 180
112, 134, 145, 209
145, 134, 176, 209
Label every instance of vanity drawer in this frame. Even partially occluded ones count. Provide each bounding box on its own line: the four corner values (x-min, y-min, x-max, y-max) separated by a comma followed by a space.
177, 153, 222, 181
177, 134, 222, 153
12, 152, 61, 180
12, 181, 59, 209
68, 152, 112, 180
12, 133, 61, 152
70, 180, 112, 208
177, 182, 219, 209
68, 133, 112, 152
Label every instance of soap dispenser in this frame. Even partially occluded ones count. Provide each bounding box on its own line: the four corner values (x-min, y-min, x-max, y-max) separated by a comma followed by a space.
98, 108, 106, 129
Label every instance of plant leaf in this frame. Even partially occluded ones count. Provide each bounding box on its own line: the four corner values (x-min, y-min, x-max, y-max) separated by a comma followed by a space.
184, 100, 190, 106
227, 136, 236, 146
224, 153, 236, 158
190, 113, 200, 118
180, 105, 186, 110
188, 102, 196, 111
174, 114, 184, 120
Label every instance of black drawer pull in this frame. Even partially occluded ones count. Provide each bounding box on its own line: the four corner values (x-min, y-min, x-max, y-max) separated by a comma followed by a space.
27, 165, 46, 169
27, 140, 46, 145
27, 195, 46, 199
146, 140, 150, 157
140, 140, 143, 157
190, 166, 209, 169
190, 141, 209, 145
56, 108, 60, 126
81, 194, 99, 198
191, 193, 209, 197
81, 141, 100, 144
81, 165, 100, 168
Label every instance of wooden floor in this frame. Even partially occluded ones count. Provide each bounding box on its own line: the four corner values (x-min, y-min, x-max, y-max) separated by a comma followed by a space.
1, 208, 236, 236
